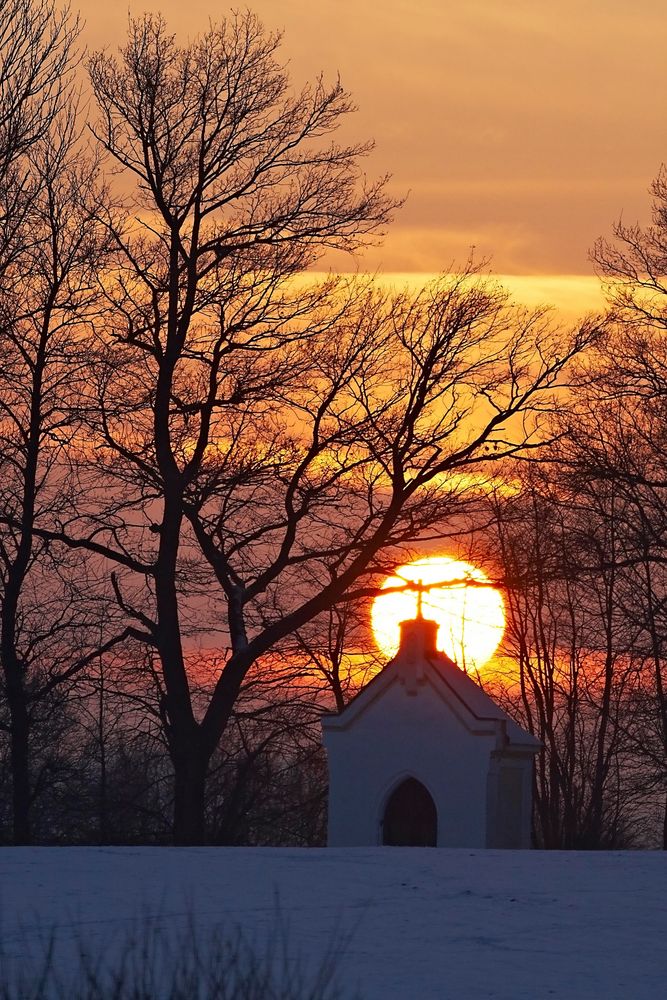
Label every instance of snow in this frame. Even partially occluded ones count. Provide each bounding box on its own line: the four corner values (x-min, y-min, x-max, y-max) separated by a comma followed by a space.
0, 847, 664, 998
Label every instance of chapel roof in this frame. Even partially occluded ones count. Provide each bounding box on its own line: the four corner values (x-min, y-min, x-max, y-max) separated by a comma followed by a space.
321, 615, 541, 752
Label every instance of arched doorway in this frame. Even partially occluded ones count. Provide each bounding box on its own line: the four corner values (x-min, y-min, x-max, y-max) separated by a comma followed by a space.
382, 777, 437, 846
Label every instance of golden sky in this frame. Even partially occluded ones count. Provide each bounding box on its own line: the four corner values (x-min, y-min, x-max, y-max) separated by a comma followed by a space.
77, 0, 667, 312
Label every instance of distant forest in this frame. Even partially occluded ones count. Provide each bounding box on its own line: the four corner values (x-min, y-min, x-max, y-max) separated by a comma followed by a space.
0, 1, 664, 848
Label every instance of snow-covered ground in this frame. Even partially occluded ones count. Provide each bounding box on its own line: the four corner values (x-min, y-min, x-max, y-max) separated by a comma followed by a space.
0, 847, 664, 999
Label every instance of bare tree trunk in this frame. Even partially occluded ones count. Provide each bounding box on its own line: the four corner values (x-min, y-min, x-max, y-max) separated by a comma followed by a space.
1, 415, 42, 844
172, 747, 209, 845
589, 575, 616, 847
154, 487, 205, 840
5, 658, 31, 844
97, 654, 108, 844
639, 553, 667, 850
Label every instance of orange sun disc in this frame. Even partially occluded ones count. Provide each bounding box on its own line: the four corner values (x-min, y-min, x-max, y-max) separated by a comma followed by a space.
371, 556, 505, 670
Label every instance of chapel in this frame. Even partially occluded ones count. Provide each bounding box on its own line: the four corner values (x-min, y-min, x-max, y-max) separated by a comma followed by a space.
321, 611, 540, 848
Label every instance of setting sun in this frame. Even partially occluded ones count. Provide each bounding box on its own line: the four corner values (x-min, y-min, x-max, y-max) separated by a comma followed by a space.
371, 557, 505, 670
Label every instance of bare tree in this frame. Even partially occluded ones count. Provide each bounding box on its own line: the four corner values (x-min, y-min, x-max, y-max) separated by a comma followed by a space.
577, 175, 667, 845
488, 457, 644, 848
0, 5, 96, 842
289, 603, 382, 713
17, 12, 597, 843
0, 0, 79, 279
0, 103, 137, 842
551, 353, 667, 846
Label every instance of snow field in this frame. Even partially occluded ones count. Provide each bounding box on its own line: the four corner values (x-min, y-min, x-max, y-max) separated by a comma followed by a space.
0, 847, 664, 999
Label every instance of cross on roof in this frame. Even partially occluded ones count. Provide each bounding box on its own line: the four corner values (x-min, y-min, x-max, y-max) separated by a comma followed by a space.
416, 579, 424, 619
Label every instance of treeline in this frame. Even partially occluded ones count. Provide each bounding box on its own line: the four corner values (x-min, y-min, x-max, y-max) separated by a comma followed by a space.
0, 1, 663, 848
479, 218, 667, 849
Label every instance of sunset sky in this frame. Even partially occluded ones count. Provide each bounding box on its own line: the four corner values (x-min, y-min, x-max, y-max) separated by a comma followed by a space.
78, 0, 667, 314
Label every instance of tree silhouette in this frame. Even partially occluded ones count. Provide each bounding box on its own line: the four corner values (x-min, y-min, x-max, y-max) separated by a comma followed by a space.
5, 12, 597, 843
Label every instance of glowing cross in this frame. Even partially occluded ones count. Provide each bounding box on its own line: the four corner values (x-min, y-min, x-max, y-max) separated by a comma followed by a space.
415, 579, 424, 619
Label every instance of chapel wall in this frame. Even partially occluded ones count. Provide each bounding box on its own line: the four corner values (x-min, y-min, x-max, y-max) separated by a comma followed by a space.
324, 674, 497, 847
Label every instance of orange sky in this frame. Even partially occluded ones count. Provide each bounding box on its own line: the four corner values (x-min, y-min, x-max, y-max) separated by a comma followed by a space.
77, 0, 667, 313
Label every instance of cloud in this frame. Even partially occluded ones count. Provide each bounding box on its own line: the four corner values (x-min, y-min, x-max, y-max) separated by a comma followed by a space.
78, 0, 666, 274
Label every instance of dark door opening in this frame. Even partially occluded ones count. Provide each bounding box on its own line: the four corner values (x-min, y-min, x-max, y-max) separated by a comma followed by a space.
382, 777, 437, 846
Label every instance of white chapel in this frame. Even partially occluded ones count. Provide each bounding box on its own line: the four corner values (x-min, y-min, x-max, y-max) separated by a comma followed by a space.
321, 612, 540, 848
